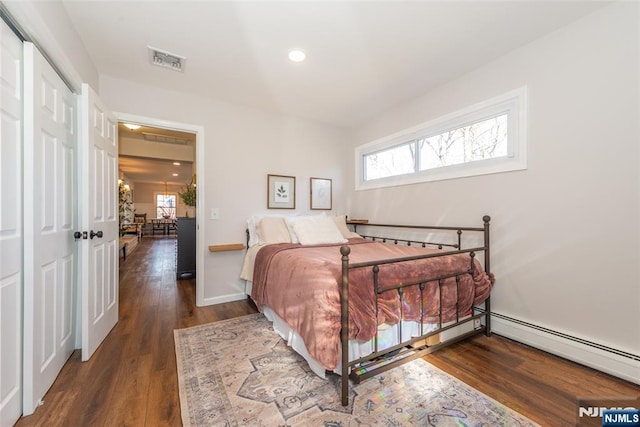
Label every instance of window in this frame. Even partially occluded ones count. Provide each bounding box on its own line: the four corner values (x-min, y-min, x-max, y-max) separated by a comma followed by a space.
418, 114, 507, 171
365, 141, 415, 180
356, 87, 527, 190
156, 193, 177, 219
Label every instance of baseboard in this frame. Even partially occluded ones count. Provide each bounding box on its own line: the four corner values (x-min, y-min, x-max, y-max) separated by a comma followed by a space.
491, 314, 640, 385
201, 292, 247, 307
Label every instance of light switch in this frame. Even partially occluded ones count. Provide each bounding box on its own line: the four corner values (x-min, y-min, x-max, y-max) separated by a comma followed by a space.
210, 208, 220, 220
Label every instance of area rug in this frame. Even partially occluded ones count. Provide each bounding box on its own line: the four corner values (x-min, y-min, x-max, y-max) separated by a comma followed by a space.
174, 313, 538, 426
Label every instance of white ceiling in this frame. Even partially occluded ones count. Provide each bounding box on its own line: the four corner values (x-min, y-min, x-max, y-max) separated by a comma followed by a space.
61, 1, 609, 129
118, 123, 195, 185
118, 155, 193, 186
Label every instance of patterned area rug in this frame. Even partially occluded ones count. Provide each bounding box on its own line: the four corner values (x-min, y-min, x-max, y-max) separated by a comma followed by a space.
174, 313, 538, 426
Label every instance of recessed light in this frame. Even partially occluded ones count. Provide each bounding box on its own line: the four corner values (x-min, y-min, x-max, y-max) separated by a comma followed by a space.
123, 123, 141, 130
173, 162, 181, 166
172, 173, 179, 177
288, 49, 306, 62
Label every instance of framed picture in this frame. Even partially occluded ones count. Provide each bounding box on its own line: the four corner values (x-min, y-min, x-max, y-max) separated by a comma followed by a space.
267, 174, 296, 209
310, 177, 332, 210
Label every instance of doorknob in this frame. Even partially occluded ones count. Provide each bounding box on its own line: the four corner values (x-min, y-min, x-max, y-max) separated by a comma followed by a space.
74, 231, 89, 240
89, 230, 103, 239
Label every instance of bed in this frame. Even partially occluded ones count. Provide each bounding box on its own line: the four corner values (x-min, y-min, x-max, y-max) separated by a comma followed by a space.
241, 214, 493, 406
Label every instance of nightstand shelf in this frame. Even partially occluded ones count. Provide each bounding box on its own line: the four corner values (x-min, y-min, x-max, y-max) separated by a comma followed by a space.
347, 219, 369, 224
208, 243, 245, 252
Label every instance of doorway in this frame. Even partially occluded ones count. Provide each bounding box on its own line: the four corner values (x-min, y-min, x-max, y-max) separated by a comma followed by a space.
117, 123, 195, 227
115, 113, 205, 304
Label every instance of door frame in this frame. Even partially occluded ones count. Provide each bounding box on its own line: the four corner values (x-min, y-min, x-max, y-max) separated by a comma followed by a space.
115, 112, 205, 306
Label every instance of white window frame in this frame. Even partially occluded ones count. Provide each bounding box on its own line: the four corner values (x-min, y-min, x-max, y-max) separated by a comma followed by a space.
355, 87, 527, 190
154, 191, 178, 219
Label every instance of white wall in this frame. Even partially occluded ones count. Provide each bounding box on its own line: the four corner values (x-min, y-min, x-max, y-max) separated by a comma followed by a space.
100, 75, 351, 304
348, 3, 639, 380
132, 182, 191, 220
2, 1, 99, 91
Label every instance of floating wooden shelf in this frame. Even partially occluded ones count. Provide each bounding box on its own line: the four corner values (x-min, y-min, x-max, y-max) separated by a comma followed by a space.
208, 243, 246, 252
347, 219, 369, 224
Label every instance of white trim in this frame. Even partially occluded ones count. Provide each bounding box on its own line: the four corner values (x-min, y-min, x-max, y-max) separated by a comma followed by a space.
355, 87, 528, 190
114, 112, 207, 307
203, 293, 248, 306
491, 315, 640, 385
153, 192, 178, 219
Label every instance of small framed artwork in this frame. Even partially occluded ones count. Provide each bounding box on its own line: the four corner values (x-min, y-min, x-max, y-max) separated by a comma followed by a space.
310, 177, 332, 210
267, 174, 296, 209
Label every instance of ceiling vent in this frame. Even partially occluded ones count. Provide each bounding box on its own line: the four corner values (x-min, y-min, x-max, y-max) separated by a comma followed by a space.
148, 46, 186, 72
142, 131, 189, 145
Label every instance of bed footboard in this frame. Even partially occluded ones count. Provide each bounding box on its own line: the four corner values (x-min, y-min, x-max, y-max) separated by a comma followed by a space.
339, 215, 492, 406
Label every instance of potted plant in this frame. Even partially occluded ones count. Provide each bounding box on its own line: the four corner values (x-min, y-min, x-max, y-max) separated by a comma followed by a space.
118, 181, 133, 235
178, 180, 196, 217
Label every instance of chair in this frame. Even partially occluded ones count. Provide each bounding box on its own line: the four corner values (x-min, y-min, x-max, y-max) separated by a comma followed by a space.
151, 219, 165, 236
133, 213, 147, 237
167, 220, 177, 235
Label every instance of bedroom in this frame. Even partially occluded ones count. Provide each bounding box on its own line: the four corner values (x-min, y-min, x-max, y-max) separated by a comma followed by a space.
1, 1, 638, 425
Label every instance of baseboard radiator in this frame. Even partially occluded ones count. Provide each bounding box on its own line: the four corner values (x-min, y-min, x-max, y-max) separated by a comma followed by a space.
490, 311, 640, 385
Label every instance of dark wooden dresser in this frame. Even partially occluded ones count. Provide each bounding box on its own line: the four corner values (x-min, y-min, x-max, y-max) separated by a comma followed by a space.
176, 217, 196, 279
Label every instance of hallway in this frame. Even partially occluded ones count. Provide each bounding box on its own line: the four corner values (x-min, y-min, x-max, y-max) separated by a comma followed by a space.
15, 237, 256, 426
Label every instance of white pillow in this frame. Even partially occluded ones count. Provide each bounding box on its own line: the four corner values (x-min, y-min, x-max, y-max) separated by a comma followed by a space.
247, 216, 260, 247
257, 217, 291, 244
290, 215, 347, 245
284, 214, 325, 244
332, 215, 361, 239
285, 217, 300, 244
248, 214, 296, 247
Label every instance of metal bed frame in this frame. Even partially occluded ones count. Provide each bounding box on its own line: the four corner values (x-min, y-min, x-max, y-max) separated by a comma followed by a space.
338, 215, 492, 406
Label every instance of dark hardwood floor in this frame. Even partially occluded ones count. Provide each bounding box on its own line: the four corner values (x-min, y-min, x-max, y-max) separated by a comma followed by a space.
16, 237, 638, 426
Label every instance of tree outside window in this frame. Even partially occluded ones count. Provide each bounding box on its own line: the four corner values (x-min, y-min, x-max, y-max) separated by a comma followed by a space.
364, 114, 507, 182
156, 194, 176, 219
357, 87, 527, 190
418, 114, 508, 171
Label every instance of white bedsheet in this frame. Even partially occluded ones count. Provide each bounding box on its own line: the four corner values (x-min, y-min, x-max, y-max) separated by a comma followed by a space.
250, 285, 444, 378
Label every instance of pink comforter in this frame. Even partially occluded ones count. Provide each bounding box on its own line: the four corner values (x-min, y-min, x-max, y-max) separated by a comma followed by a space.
251, 238, 493, 370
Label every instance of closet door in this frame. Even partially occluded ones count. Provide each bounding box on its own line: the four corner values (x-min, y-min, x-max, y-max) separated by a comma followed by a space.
22, 42, 77, 416
0, 19, 24, 427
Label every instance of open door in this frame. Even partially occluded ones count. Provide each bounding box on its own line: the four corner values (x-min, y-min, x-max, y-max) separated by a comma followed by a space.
79, 83, 119, 361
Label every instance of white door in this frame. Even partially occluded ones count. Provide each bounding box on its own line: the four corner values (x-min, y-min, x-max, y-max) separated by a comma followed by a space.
22, 42, 77, 415
0, 19, 24, 426
79, 83, 119, 361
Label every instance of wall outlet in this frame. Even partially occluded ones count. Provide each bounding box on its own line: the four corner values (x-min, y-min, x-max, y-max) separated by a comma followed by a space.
210, 208, 220, 220
474, 318, 481, 329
